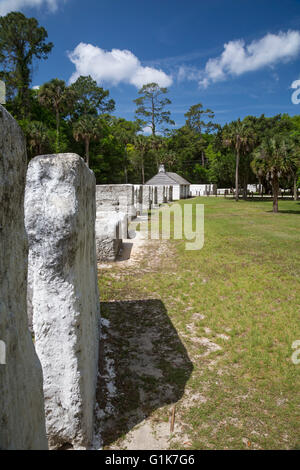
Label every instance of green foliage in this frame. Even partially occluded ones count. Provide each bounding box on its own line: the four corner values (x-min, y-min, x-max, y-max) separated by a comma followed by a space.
69, 75, 115, 119
252, 136, 298, 211
184, 103, 217, 135
1, 12, 299, 191
0, 12, 53, 115
38, 78, 77, 152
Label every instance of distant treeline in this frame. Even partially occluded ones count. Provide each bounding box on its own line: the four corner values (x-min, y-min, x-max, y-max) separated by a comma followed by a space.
1, 11, 300, 212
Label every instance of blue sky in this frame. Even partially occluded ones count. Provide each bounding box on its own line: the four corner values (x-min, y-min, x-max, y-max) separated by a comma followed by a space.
1, 0, 300, 129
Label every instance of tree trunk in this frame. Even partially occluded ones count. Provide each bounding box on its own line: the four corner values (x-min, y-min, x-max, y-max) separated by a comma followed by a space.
124, 147, 128, 183
85, 138, 90, 167
141, 158, 145, 184
235, 149, 240, 202
258, 177, 262, 197
242, 176, 247, 201
272, 176, 279, 213
151, 97, 155, 136
201, 151, 205, 167
294, 175, 298, 201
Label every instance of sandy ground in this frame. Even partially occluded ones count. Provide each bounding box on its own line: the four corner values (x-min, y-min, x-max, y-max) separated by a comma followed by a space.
94, 210, 217, 450
94, 213, 192, 449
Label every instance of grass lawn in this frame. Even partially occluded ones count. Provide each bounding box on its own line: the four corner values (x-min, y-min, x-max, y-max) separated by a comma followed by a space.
99, 197, 300, 450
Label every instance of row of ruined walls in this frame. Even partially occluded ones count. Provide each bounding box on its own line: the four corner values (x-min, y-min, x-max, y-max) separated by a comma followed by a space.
0, 104, 176, 449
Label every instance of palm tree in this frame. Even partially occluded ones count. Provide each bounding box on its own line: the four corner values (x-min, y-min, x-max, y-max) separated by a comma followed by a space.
132, 135, 149, 183
252, 136, 295, 213
73, 116, 101, 167
38, 79, 77, 152
25, 121, 49, 157
148, 135, 164, 170
289, 135, 300, 201
223, 119, 254, 201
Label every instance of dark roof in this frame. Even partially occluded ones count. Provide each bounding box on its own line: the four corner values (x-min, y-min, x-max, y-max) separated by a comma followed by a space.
166, 172, 190, 185
145, 171, 190, 186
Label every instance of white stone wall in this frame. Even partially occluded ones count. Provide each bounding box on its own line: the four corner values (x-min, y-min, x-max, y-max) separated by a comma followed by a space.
25, 153, 100, 449
133, 185, 143, 214
217, 188, 232, 195
95, 211, 127, 261
142, 185, 152, 212
247, 184, 259, 193
157, 185, 165, 204
172, 185, 180, 200
190, 184, 217, 196
96, 184, 136, 219
0, 105, 47, 450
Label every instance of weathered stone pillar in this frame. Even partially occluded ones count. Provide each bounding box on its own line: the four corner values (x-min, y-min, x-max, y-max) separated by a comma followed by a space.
25, 153, 100, 449
157, 185, 165, 204
0, 105, 47, 450
134, 185, 143, 215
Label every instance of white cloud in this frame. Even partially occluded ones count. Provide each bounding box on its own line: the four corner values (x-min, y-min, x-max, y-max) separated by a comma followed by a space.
0, 0, 65, 16
68, 43, 173, 89
198, 30, 300, 88
177, 65, 202, 83
142, 126, 152, 135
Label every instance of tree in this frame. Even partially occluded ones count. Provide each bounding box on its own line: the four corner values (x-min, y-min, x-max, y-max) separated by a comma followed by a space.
129, 135, 149, 183
284, 116, 300, 200
69, 75, 115, 118
22, 120, 49, 158
222, 119, 254, 201
0, 12, 53, 115
184, 103, 218, 167
185, 103, 215, 134
109, 117, 141, 183
38, 79, 76, 152
288, 135, 300, 201
73, 116, 101, 167
134, 82, 174, 136
252, 136, 295, 213
205, 142, 236, 187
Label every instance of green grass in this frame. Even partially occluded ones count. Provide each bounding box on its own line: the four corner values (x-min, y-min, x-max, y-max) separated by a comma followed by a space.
99, 197, 300, 450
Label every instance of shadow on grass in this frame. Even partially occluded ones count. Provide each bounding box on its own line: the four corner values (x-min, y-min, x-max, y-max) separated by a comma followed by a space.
278, 210, 300, 215
96, 299, 193, 447
265, 210, 300, 215
231, 197, 300, 203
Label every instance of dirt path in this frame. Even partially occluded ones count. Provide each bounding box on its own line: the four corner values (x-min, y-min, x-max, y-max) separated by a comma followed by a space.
94, 214, 195, 450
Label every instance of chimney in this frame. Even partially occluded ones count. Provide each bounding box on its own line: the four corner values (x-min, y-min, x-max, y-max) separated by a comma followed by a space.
158, 164, 165, 173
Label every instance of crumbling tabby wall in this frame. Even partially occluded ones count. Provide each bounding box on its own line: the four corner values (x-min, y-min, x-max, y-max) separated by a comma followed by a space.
0, 104, 47, 450
25, 153, 100, 449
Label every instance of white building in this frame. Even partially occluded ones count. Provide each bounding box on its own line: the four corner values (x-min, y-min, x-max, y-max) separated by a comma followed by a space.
145, 164, 190, 200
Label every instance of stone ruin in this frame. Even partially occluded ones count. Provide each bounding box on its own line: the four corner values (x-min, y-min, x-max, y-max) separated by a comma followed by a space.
95, 211, 127, 262
25, 153, 100, 449
95, 184, 135, 262
190, 184, 217, 196
134, 185, 143, 215
94, 183, 174, 262
157, 185, 165, 205
96, 183, 136, 219
142, 185, 153, 213
0, 103, 178, 449
0, 104, 48, 450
